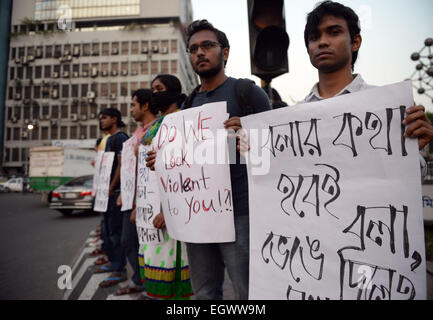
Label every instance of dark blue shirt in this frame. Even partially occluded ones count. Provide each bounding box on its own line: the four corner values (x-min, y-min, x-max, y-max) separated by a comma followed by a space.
188, 77, 271, 216
105, 131, 129, 191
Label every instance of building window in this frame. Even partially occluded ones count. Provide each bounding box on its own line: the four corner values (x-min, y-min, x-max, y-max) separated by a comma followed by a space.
71, 102, 78, 114
44, 65, 51, 78
161, 60, 169, 74
140, 61, 148, 75
161, 40, 169, 52
102, 43, 109, 56
34, 85, 41, 99
41, 127, 48, 140
13, 128, 20, 141
32, 104, 40, 119
42, 105, 49, 116
30, 127, 39, 140
62, 84, 69, 98
130, 82, 138, 96
92, 43, 100, 56
9, 67, 15, 80
60, 126, 68, 139
101, 83, 108, 97
61, 105, 68, 119
120, 103, 128, 117
4, 148, 10, 162
112, 42, 119, 55
52, 105, 59, 118
6, 127, 11, 141
131, 62, 139, 75
90, 125, 97, 139
12, 148, 20, 162
151, 61, 159, 75
111, 62, 119, 75
22, 148, 28, 163
110, 83, 118, 96
51, 125, 58, 140
8, 87, 13, 100
121, 62, 128, 75
25, 86, 31, 99
71, 84, 78, 98
54, 45, 61, 58
11, 47, 16, 60
120, 83, 128, 97
131, 41, 139, 55
171, 40, 178, 53
82, 63, 89, 75
171, 60, 178, 74
81, 84, 88, 97
83, 44, 90, 56
140, 81, 149, 89
18, 47, 25, 58
35, 66, 42, 79
121, 42, 129, 55
17, 67, 23, 79
64, 44, 71, 55
45, 45, 53, 58
70, 126, 78, 139
80, 126, 87, 139
26, 66, 33, 79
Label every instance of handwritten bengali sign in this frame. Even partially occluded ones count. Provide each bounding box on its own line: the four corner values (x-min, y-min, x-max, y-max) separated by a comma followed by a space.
94, 152, 115, 213
153, 102, 235, 243
91, 150, 104, 197
136, 145, 165, 246
241, 81, 427, 300
422, 184, 433, 225
121, 137, 138, 212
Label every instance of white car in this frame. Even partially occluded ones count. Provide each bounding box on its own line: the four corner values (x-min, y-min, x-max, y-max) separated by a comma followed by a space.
0, 178, 24, 192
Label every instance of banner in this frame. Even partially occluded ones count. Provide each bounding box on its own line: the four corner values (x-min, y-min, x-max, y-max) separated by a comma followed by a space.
154, 102, 235, 243
91, 150, 104, 197
241, 81, 427, 300
121, 137, 138, 212
94, 152, 115, 213
136, 144, 165, 246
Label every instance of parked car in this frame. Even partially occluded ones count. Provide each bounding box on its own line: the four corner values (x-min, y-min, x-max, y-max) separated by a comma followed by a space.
49, 175, 94, 216
0, 177, 24, 192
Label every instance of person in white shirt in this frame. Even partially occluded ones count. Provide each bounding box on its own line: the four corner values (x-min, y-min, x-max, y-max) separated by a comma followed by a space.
302, 1, 433, 175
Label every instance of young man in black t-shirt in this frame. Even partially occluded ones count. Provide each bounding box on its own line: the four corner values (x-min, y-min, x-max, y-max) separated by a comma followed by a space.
95, 108, 130, 288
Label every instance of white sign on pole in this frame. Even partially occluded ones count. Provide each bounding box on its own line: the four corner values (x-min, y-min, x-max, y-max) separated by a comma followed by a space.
92, 150, 104, 197
136, 144, 165, 246
154, 102, 235, 243
121, 137, 138, 212
94, 152, 115, 213
241, 81, 427, 300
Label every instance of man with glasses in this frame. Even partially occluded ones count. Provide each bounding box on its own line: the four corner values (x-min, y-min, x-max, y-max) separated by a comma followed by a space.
183, 20, 271, 300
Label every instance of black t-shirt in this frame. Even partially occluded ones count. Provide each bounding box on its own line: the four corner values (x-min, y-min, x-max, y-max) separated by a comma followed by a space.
105, 131, 129, 191
189, 77, 271, 216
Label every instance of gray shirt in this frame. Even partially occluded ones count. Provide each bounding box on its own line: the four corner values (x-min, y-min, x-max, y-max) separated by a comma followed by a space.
188, 77, 271, 216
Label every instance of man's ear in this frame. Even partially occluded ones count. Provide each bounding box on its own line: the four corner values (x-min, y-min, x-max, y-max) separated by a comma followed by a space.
142, 102, 150, 112
352, 34, 362, 53
223, 47, 229, 65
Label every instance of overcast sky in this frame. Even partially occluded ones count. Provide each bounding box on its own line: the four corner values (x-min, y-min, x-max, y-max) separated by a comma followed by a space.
191, 0, 433, 110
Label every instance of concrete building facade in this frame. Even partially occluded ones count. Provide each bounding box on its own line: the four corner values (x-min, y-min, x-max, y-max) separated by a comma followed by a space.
3, 0, 198, 174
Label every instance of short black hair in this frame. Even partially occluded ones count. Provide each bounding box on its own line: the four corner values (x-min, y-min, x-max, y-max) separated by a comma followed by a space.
304, 1, 361, 71
132, 88, 157, 114
98, 108, 126, 128
186, 19, 230, 50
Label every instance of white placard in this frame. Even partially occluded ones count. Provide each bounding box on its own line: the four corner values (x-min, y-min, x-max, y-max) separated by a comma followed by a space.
241, 81, 427, 300
121, 137, 138, 211
91, 150, 104, 197
93, 152, 115, 213
136, 144, 165, 246
154, 102, 235, 243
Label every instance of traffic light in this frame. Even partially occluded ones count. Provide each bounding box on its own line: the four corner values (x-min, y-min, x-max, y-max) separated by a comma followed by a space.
247, 0, 290, 82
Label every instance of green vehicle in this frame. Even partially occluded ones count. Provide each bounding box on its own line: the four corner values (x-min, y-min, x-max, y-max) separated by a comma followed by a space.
29, 146, 96, 201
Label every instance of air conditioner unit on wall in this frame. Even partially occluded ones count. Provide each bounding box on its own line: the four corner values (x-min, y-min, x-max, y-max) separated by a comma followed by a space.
112, 48, 118, 55
87, 91, 96, 99
102, 71, 108, 77
152, 46, 159, 53
141, 47, 149, 54
73, 47, 80, 57
21, 131, 28, 139
70, 114, 78, 122
11, 116, 18, 123
160, 47, 168, 54
14, 93, 22, 100
109, 93, 117, 100
81, 114, 87, 121
111, 70, 118, 76
52, 72, 59, 78
50, 119, 58, 126
72, 72, 79, 78
90, 113, 96, 119
62, 71, 69, 78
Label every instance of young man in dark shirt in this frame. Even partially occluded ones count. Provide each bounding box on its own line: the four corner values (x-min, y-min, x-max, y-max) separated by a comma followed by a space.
182, 20, 271, 300
96, 108, 130, 288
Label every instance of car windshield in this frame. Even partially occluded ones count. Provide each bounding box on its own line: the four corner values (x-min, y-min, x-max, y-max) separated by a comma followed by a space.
64, 176, 93, 188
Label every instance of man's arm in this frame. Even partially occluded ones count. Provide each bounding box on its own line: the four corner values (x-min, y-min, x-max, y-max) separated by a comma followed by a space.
109, 154, 121, 196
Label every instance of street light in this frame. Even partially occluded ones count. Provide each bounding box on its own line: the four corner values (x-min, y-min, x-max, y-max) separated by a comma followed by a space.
27, 124, 34, 131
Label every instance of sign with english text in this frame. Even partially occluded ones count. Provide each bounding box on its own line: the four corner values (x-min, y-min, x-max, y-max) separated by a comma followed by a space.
241, 81, 427, 300
154, 102, 235, 243
93, 152, 114, 213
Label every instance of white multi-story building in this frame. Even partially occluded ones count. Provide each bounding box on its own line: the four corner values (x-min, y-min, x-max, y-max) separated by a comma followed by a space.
3, 0, 198, 174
